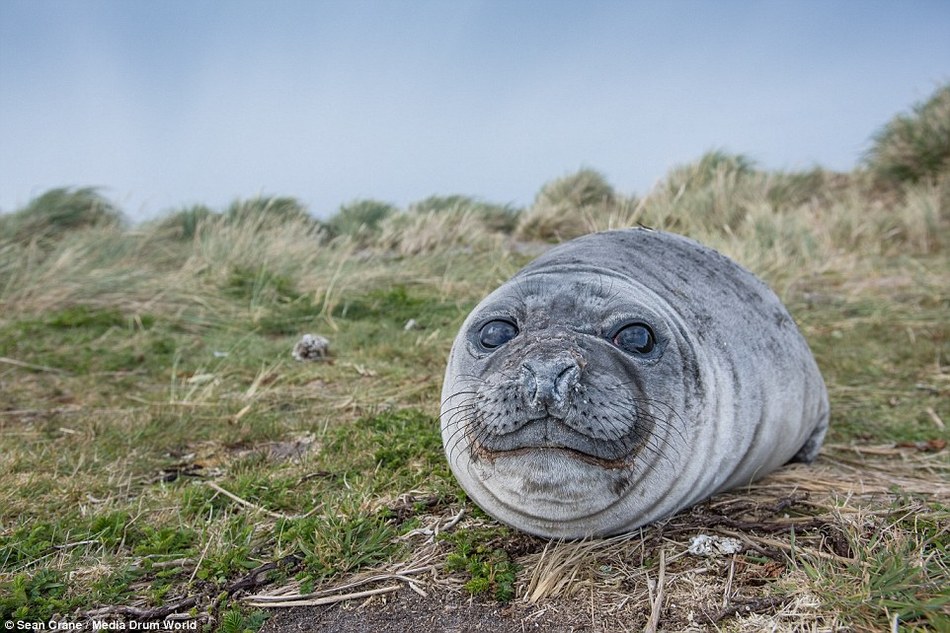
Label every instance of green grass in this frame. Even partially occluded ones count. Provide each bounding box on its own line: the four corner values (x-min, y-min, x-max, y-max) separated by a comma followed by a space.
1, 90, 948, 630
793, 275, 948, 444
793, 498, 949, 631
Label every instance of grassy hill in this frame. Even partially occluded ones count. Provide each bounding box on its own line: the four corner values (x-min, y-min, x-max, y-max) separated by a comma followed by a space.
1, 85, 947, 632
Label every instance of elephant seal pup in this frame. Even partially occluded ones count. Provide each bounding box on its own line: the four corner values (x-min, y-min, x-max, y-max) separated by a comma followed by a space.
440, 228, 828, 539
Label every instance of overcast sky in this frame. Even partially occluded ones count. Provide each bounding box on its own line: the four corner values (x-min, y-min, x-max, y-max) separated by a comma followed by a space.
1, 1, 948, 220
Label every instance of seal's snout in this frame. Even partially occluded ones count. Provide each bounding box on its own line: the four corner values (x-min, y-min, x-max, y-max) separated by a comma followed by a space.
521, 354, 580, 415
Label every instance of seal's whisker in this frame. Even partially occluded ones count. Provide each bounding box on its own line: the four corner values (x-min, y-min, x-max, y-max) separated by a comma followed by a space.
439, 390, 479, 406
440, 402, 477, 423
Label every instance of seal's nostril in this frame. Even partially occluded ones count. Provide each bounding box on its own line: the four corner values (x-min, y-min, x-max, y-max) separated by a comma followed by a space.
521, 363, 539, 401
554, 364, 580, 397
522, 356, 580, 411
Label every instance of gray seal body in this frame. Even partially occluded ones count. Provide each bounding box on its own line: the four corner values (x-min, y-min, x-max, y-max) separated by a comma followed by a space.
440, 229, 828, 538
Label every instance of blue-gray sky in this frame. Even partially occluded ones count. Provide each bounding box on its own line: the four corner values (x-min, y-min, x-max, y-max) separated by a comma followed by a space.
1, 1, 948, 220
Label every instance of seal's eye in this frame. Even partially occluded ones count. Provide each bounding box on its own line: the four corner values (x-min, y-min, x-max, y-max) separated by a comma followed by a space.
478, 319, 518, 350
613, 323, 655, 355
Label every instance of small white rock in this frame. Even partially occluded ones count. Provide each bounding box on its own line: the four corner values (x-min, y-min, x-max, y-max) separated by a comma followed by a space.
292, 334, 331, 361
687, 534, 744, 557
404, 318, 419, 331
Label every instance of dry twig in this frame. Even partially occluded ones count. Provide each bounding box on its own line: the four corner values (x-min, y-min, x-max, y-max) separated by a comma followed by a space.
644, 548, 665, 633
246, 584, 401, 608
205, 481, 318, 520
0, 355, 69, 374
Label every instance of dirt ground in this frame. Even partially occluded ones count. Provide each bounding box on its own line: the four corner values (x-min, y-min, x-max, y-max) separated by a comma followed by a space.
260, 588, 605, 633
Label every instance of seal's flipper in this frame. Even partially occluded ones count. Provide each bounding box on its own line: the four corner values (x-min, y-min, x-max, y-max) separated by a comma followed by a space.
788, 409, 829, 464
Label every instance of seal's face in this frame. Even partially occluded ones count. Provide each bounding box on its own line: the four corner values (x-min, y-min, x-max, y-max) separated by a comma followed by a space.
441, 268, 688, 534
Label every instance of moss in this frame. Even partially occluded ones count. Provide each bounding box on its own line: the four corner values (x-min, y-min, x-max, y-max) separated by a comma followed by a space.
443, 527, 519, 602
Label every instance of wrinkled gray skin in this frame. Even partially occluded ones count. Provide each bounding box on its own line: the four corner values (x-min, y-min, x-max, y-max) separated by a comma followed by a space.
440, 229, 829, 539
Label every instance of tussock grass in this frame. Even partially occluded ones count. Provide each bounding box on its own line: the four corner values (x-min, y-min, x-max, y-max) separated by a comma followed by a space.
375, 206, 504, 257
866, 83, 950, 185
0, 187, 125, 246
1, 93, 948, 631
147, 205, 216, 241
223, 196, 316, 230
324, 199, 396, 243
409, 195, 520, 233
515, 167, 619, 242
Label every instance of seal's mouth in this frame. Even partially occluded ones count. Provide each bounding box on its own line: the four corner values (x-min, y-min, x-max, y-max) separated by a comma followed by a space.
472, 417, 641, 468
474, 442, 631, 469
